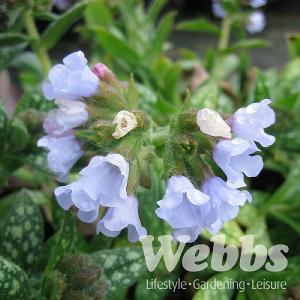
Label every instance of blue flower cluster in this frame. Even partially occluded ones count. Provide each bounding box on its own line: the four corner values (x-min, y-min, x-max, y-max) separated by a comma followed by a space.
39, 51, 275, 243
156, 99, 275, 242
39, 51, 147, 242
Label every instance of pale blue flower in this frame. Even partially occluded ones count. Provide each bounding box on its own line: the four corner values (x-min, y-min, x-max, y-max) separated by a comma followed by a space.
201, 177, 252, 234
156, 176, 212, 243
230, 99, 275, 147
212, 0, 227, 18
246, 11, 266, 34
43, 51, 99, 101
54, 154, 129, 223
97, 195, 147, 243
213, 138, 263, 188
38, 134, 82, 182
249, 0, 267, 8
43, 99, 88, 136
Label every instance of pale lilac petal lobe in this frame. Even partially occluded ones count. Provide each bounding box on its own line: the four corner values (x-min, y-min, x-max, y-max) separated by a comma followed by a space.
38, 134, 82, 182
43, 99, 88, 136
96, 196, 147, 243
42, 51, 99, 101
213, 138, 264, 188
201, 176, 251, 234
230, 99, 275, 147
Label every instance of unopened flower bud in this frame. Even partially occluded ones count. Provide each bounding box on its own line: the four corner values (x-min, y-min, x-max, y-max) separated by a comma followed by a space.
92, 63, 114, 83
197, 108, 231, 139
112, 110, 138, 139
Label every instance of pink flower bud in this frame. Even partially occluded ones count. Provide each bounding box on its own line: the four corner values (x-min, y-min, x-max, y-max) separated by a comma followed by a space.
92, 63, 113, 82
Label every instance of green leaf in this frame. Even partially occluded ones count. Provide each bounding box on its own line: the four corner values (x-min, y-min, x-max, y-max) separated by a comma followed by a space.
138, 167, 167, 242
151, 56, 181, 104
288, 33, 300, 59
267, 158, 300, 207
126, 74, 140, 110
0, 256, 31, 300
14, 87, 55, 115
11, 52, 44, 87
236, 291, 247, 300
0, 190, 49, 221
245, 215, 271, 248
41, 1, 88, 49
146, 12, 176, 61
202, 220, 243, 247
44, 212, 75, 274
221, 0, 239, 14
1, 189, 44, 272
271, 210, 300, 235
85, 0, 112, 27
246, 289, 285, 300
250, 69, 273, 101
0, 42, 28, 71
23, 152, 52, 174
90, 27, 140, 65
33, 11, 58, 22
250, 255, 300, 288
191, 79, 219, 109
0, 33, 30, 47
0, 101, 8, 154
275, 58, 300, 105
90, 247, 148, 300
237, 195, 272, 247
222, 39, 269, 54
177, 18, 220, 35
147, 0, 168, 21
7, 118, 28, 152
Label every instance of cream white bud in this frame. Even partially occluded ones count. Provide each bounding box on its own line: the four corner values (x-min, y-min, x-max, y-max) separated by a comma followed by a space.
197, 108, 231, 138
112, 110, 138, 139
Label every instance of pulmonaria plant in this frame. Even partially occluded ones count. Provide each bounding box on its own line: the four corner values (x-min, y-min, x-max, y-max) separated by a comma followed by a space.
39, 50, 275, 244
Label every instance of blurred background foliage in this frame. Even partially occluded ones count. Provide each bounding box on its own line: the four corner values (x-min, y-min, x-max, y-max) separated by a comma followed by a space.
0, 0, 300, 299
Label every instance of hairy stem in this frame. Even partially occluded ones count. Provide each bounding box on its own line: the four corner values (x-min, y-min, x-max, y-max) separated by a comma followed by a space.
150, 126, 170, 147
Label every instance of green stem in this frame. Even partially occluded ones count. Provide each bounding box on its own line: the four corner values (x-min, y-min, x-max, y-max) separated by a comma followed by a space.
214, 17, 232, 80
22, 9, 51, 75
218, 17, 232, 52
150, 126, 170, 147
211, 17, 232, 108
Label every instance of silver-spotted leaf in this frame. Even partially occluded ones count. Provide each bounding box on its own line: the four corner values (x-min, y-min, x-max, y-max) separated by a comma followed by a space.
90, 247, 147, 300
0, 256, 30, 299
1, 190, 44, 272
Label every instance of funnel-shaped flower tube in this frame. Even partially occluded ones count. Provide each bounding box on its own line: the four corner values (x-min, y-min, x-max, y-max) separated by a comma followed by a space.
156, 176, 212, 243
201, 176, 252, 234
55, 154, 129, 223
